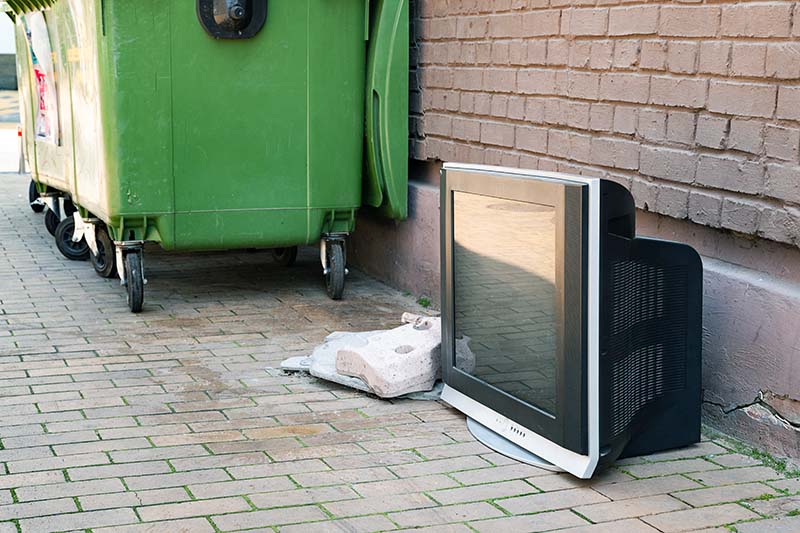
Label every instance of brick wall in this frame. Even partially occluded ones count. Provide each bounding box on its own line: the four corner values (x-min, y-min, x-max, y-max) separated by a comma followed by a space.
410, 0, 800, 247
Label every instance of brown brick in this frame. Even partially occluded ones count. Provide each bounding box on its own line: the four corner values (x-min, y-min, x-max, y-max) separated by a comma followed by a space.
488, 14, 522, 39
613, 40, 640, 69
457, 16, 488, 39
640, 41, 666, 71
667, 42, 698, 75
547, 39, 569, 66
695, 115, 729, 149
516, 126, 548, 154
390, 502, 505, 529
480, 122, 515, 147
688, 190, 723, 228
696, 154, 764, 194
527, 41, 547, 65
600, 73, 650, 104
777, 86, 800, 121
608, 6, 658, 36
592, 137, 640, 171
766, 43, 800, 80
613, 106, 637, 134
721, 3, 793, 38
627, 178, 655, 209
728, 119, 764, 154
654, 183, 691, 219
766, 163, 800, 203
521, 10, 561, 37
562, 8, 609, 37
764, 125, 800, 162
452, 118, 481, 143
637, 109, 667, 142
759, 208, 798, 245
518, 68, 559, 95
640, 146, 696, 183
589, 104, 614, 132
659, 7, 720, 38
698, 42, 730, 75
708, 81, 777, 118
731, 44, 767, 78
563, 75, 595, 103
667, 111, 696, 145
721, 198, 762, 234
650, 77, 706, 109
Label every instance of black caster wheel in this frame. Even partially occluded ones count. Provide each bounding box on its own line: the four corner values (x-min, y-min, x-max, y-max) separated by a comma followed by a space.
91, 225, 117, 278
44, 208, 59, 236
325, 240, 346, 300
272, 246, 298, 267
54, 217, 90, 261
124, 252, 144, 313
29, 181, 44, 213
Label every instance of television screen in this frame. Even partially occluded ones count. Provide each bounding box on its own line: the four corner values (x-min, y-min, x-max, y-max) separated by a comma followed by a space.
453, 192, 559, 416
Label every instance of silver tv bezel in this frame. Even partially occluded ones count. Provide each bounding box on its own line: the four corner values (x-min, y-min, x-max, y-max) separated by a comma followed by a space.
440, 163, 601, 479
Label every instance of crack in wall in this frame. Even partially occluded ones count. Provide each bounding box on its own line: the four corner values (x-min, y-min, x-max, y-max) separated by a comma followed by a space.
703, 390, 800, 431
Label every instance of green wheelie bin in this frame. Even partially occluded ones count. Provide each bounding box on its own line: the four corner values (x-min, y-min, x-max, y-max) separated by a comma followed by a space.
11, 0, 408, 312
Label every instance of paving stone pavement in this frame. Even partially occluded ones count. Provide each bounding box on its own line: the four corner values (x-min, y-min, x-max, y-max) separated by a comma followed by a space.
0, 171, 798, 532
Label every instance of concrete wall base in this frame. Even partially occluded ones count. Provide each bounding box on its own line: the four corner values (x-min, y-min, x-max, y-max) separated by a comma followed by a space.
351, 179, 800, 461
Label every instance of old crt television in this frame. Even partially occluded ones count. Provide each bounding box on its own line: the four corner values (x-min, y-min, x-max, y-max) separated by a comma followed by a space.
440, 163, 702, 479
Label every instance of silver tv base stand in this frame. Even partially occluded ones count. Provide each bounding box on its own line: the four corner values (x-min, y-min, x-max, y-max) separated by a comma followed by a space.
467, 418, 565, 473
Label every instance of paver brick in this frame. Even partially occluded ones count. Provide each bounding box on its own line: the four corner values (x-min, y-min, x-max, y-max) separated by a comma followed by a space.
390, 456, 492, 478
470, 509, 589, 533
279, 515, 398, 533
354, 475, 460, 497
623, 457, 721, 478
124, 469, 232, 491
390, 502, 505, 528
643, 503, 760, 532
673, 482, 777, 507
688, 466, 784, 486
498, 486, 611, 515
94, 518, 216, 533
575, 494, 688, 522
250, 485, 360, 509
137, 497, 250, 522
211, 505, 328, 531
188, 476, 296, 500
19, 508, 138, 533
431, 480, 538, 505
593, 474, 703, 500
323, 492, 436, 517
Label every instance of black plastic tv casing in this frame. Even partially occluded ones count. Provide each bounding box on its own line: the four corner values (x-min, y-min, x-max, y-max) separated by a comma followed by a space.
440, 163, 703, 478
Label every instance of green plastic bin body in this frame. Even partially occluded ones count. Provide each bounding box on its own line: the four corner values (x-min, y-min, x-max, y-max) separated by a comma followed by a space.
13, 0, 408, 250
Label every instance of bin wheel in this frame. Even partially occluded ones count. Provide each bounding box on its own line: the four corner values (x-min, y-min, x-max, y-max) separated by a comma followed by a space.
272, 247, 298, 267
125, 252, 144, 313
54, 217, 90, 261
29, 181, 44, 213
91, 226, 117, 278
44, 208, 59, 236
325, 240, 346, 300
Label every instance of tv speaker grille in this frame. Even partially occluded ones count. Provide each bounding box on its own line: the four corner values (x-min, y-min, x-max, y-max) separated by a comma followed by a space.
607, 260, 688, 439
